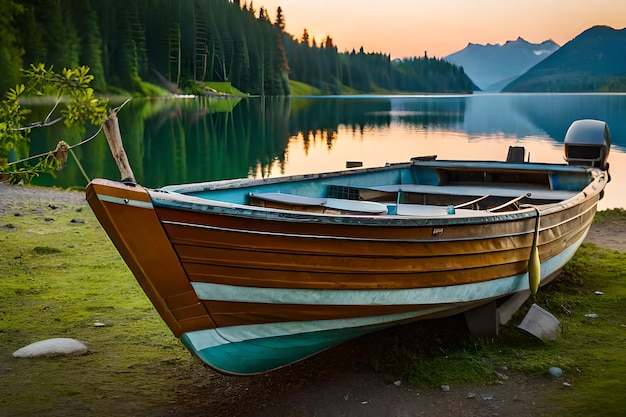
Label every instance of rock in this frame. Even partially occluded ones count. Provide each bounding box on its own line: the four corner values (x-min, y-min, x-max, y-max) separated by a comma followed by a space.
70, 218, 85, 224
13, 338, 88, 358
494, 370, 509, 381
584, 313, 599, 318
393, 380, 402, 386
440, 385, 450, 392
549, 367, 563, 378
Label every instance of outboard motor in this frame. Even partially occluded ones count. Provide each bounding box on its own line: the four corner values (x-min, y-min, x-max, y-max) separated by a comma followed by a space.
564, 119, 611, 170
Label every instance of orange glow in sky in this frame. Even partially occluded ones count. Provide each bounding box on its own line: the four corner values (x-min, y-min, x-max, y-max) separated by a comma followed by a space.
258, 0, 626, 58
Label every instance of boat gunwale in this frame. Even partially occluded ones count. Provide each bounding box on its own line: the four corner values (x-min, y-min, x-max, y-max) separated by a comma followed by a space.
148, 160, 605, 227
148, 183, 602, 229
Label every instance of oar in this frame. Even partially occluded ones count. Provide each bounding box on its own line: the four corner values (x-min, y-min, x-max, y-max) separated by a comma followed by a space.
454, 194, 490, 209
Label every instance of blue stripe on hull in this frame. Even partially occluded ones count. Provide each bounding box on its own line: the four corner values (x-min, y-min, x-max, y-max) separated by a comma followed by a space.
181, 309, 445, 375
182, 322, 386, 375
181, 234, 586, 375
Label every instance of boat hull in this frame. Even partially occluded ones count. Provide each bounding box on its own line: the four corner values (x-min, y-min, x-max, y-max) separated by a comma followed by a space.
86, 161, 605, 375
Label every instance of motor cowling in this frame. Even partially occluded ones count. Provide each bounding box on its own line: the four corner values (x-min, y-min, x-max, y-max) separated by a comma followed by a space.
564, 119, 611, 170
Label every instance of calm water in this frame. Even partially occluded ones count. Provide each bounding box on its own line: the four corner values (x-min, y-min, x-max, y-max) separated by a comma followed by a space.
28, 93, 626, 209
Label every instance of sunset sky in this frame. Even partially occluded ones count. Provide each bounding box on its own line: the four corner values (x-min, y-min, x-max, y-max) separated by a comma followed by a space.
258, 0, 626, 58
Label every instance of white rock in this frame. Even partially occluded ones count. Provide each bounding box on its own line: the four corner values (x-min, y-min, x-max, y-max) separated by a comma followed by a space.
13, 338, 88, 358
494, 370, 509, 381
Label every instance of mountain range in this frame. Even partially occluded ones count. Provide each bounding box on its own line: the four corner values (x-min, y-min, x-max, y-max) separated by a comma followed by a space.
444, 38, 559, 92
445, 25, 626, 93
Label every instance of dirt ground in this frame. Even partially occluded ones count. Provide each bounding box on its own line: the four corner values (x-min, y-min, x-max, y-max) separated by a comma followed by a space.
178, 341, 562, 417
584, 213, 626, 252
1, 183, 624, 417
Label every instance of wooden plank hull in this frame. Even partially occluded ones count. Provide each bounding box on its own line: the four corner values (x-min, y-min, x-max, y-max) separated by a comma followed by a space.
86, 160, 606, 375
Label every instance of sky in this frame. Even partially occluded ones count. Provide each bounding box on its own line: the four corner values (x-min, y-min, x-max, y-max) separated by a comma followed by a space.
257, 0, 626, 58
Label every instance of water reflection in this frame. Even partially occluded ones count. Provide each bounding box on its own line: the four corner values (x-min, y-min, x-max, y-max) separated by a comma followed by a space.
25, 94, 626, 208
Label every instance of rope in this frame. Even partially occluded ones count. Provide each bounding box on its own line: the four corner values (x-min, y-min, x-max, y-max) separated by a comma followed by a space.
6, 125, 103, 166
69, 147, 91, 184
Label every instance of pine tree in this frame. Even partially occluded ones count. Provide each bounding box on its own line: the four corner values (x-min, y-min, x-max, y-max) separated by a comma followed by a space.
301, 28, 310, 46
275, 6, 285, 31
73, 0, 106, 91
0, 1, 24, 93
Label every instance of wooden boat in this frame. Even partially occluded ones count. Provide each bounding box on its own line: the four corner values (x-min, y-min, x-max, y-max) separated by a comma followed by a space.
86, 119, 611, 375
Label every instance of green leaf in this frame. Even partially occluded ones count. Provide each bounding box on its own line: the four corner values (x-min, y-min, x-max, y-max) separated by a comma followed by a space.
1, 63, 110, 184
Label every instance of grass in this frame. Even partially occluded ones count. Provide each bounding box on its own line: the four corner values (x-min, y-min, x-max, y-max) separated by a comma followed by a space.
593, 207, 626, 224
374, 222, 626, 416
0, 200, 195, 416
289, 80, 323, 96
536, 242, 626, 416
204, 81, 246, 96
1, 198, 625, 416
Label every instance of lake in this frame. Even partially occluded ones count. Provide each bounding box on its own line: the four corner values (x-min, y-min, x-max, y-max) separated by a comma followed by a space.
27, 93, 626, 209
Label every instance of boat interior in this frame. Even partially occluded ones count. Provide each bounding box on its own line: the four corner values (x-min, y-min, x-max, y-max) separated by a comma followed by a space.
163, 150, 596, 218
245, 161, 586, 216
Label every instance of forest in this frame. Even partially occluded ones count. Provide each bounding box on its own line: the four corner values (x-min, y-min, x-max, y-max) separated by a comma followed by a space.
0, 0, 473, 96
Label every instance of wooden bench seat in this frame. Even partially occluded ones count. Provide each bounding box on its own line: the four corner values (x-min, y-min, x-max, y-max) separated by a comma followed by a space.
248, 192, 388, 214
394, 204, 489, 217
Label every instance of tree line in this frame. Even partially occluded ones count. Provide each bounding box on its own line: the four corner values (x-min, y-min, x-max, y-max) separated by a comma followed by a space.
0, 0, 472, 96
286, 34, 473, 94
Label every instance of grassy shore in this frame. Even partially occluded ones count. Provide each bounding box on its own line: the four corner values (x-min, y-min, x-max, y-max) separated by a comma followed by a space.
1, 193, 624, 416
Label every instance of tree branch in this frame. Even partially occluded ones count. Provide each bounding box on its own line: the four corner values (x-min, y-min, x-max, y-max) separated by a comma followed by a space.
102, 109, 136, 184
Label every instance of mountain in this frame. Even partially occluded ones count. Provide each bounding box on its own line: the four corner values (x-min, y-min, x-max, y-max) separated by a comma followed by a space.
444, 38, 559, 91
503, 25, 626, 92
